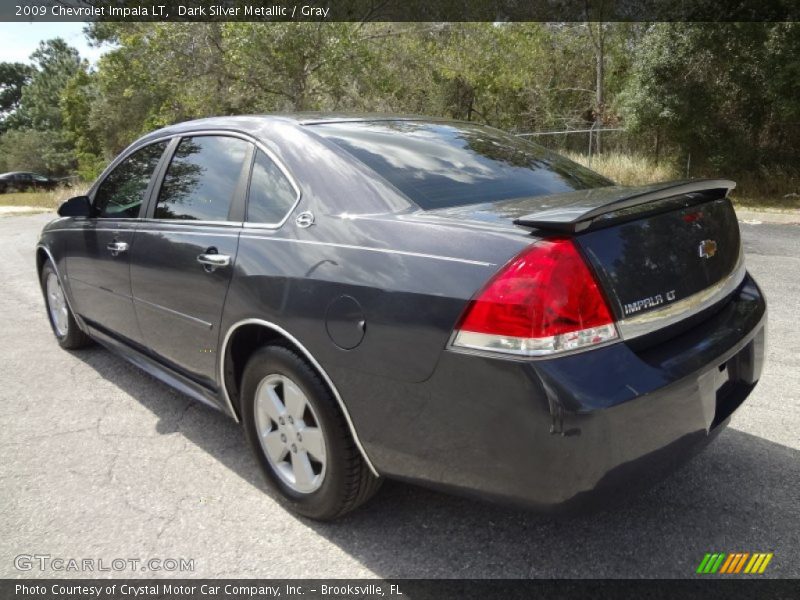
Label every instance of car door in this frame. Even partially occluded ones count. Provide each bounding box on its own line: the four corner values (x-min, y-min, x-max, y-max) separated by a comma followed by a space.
129, 134, 252, 387
65, 141, 169, 344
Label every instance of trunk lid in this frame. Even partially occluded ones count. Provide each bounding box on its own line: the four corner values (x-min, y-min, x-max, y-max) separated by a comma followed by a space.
426, 179, 744, 329
513, 180, 744, 325
574, 196, 742, 323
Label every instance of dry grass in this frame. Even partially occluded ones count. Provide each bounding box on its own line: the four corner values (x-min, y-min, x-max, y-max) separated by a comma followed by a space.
565, 151, 681, 186
0, 186, 87, 211
728, 167, 800, 211
566, 151, 799, 211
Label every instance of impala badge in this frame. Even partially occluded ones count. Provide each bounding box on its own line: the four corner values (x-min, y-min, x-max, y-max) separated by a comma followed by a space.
698, 239, 717, 259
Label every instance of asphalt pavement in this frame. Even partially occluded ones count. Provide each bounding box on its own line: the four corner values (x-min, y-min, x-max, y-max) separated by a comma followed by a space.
1, 212, 798, 579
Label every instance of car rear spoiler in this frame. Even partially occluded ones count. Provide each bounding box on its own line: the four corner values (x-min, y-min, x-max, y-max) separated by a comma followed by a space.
513, 179, 736, 233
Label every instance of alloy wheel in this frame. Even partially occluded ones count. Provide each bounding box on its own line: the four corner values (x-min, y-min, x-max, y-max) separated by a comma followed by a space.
254, 373, 327, 494
46, 272, 69, 337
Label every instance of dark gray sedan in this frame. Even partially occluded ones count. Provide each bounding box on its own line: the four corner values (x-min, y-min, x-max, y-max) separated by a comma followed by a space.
0, 171, 58, 193
37, 115, 766, 519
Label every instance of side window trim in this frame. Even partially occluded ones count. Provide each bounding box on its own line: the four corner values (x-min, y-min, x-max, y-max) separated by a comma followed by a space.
142, 136, 180, 220
228, 142, 256, 223
90, 129, 302, 227
243, 144, 302, 231
143, 132, 255, 226
89, 138, 175, 220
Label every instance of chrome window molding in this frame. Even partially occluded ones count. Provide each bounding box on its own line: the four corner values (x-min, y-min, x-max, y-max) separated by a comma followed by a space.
138, 218, 243, 228
135, 229, 240, 237
218, 318, 379, 477
88, 138, 175, 199
616, 248, 746, 341
89, 129, 303, 230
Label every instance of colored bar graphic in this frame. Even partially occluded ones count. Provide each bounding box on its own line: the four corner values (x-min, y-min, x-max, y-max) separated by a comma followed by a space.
719, 554, 736, 574
697, 552, 772, 574
751, 554, 766, 573
734, 553, 749, 573
710, 553, 726, 573
758, 553, 773, 573
696, 554, 712, 574
744, 554, 759, 573
703, 553, 719, 573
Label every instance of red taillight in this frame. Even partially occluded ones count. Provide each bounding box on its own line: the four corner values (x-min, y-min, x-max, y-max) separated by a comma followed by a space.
452, 238, 618, 356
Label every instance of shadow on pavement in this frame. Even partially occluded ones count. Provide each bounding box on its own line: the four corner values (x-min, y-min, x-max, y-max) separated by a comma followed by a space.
74, 345, 799, 578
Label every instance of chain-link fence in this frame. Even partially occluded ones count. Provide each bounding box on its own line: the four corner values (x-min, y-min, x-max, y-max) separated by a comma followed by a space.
517, 125, 691, 179
517, 125, 624, 158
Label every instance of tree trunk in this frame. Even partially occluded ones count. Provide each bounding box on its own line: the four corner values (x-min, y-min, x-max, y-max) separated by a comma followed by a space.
594, 24, 605, 155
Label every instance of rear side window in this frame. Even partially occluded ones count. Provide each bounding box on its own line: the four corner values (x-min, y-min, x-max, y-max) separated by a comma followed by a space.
312, 121, 612, 210
94, 142, 167, 218
246, 150, 297, 224
155, 136, 250, 221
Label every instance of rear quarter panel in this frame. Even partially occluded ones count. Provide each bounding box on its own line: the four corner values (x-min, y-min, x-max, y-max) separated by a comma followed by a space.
220, 127, 534, 469
223, 215, 527, 384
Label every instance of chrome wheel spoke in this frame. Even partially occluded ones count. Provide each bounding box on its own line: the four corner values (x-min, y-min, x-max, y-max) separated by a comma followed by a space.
263, 430, 288, 463
292, 451, 315, 488
301, 427, 325, 462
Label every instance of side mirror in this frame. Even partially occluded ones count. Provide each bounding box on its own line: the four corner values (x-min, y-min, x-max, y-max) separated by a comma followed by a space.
57, 195, 92, 218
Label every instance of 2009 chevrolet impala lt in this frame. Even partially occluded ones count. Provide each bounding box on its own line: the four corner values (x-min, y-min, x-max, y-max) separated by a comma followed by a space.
37, 115, 766, 519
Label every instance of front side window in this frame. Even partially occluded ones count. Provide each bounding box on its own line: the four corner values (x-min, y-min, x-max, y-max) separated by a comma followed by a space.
94, 142, 167, 218
246, 150, 297, 224
155, 136, 250, 221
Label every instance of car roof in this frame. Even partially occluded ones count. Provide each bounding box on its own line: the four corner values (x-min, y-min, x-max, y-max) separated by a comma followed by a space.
138, 113, 460, 142
282, 112, 453, 125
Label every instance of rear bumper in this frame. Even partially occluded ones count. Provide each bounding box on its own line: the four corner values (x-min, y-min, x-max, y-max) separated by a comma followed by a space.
375, 272, 766, 511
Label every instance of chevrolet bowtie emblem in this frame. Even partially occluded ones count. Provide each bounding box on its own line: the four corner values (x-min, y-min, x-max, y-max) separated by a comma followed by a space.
698, 239, 718, 259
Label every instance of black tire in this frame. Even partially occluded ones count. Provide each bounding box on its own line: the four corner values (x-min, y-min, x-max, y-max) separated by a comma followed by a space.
40, 261, 92, 350
241, 345, 381, 520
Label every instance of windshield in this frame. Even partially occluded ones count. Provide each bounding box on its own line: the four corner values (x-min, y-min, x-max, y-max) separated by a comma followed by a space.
311, 120, 612, 210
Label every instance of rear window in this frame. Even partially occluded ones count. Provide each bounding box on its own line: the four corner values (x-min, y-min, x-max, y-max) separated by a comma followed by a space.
311, 121, 612, 210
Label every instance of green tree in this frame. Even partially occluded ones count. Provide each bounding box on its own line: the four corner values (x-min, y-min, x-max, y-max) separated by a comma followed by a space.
223, 22, 373, 112
618, 23, 800, 172
61, 69, 106, 180
0, 62, 33, 131
15, 38, 82, 130
0, 128, 74, 176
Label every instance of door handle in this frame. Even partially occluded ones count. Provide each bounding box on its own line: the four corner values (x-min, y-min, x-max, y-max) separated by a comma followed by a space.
197, 253, 231, 271
106, 241, 129, 256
